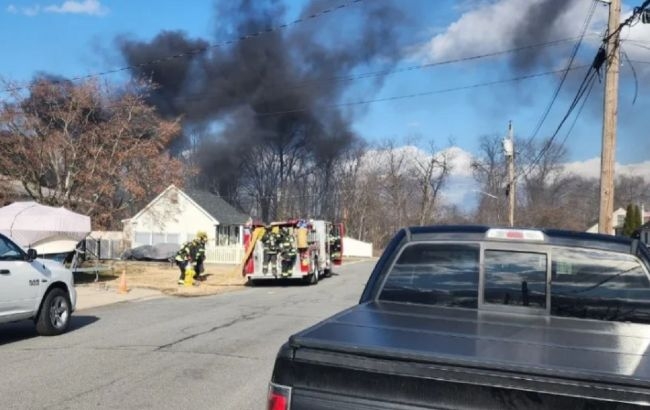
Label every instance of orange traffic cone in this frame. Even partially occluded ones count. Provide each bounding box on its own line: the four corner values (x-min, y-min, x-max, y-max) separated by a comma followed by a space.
118, 269, 129, 294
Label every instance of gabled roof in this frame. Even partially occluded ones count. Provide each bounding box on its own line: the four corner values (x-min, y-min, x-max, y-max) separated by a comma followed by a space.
123, 184, 249, 226
184, 188, 250, 226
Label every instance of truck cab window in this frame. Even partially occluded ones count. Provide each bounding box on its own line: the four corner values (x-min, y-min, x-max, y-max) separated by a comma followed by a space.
483, 250, 547, 308
379, 243, 480, 308
551, 247, 650, 323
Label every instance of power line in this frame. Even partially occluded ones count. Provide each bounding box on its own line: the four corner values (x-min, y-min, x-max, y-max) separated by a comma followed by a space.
0, 0, 363, 95
254, 66, 588, 117
624, 40, 650, 52
518, 67, 598, 181
172, 35, 594, 105
14, 66, 587, 117
557, 72, 598, 148
603, 0, 650, 43
525, 0, 598, 146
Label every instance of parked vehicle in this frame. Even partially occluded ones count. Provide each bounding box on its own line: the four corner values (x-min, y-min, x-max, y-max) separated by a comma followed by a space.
243, 219, 344, 285
0, 233, 76, 336
268, 225, 650, 409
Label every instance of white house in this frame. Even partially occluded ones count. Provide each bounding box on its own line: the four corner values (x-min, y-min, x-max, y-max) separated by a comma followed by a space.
586, 207, 627, 236
586, 205, 650, 236
122, 184, 251, 263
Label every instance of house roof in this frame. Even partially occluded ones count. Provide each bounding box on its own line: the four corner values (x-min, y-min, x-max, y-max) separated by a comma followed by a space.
184, 188, 250, 226
123, 184, 250, 226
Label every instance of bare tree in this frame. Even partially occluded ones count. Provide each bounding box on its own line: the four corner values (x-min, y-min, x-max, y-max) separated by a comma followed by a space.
471, 135, 507, 225
615, 175, 650, 210
0, 78, 189, 229
413, 140, 453, 225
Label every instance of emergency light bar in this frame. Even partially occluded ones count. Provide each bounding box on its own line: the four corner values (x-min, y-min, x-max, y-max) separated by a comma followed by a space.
486, 228, 545, 242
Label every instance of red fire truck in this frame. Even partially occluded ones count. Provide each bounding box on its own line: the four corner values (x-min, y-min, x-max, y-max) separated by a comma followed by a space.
242, 219, 344, 285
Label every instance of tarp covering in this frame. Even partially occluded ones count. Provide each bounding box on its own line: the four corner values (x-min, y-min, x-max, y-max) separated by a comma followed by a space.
0, 201, 91, 249
121, 243, 180, 261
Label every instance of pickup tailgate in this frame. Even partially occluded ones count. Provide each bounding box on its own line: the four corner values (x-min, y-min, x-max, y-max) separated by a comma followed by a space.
280, 302, 650, 408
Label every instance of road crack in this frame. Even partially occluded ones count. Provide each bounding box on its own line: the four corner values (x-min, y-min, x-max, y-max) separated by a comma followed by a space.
155, 312, 260, 351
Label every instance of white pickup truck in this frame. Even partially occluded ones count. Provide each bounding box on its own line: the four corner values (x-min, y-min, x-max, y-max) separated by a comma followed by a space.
0, 232, 76, 335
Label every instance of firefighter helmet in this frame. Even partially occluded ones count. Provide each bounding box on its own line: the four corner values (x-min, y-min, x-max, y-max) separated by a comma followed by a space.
196, 230, 208, 242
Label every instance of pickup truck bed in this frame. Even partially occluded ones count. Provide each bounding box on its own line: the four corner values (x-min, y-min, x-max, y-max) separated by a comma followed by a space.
269, 226, 650, 409
276, 301, 650, 408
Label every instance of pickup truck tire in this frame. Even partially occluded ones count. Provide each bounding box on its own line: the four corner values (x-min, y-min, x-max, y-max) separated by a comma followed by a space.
36, 288, 71, 336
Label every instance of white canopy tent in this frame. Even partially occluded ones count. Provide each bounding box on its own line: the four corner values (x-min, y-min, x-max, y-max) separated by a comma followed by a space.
0, 201, 91, 254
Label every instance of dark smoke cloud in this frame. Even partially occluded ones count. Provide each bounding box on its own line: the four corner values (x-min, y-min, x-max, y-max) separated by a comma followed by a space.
509, 0, 579, 71
117, 0, 408, 188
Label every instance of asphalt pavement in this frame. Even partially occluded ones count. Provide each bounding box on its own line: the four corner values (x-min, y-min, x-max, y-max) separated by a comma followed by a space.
75, 285, 164, 311
0, 260, 376, 410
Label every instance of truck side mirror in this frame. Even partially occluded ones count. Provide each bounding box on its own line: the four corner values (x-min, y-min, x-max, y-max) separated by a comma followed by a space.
26, 248, 37, 261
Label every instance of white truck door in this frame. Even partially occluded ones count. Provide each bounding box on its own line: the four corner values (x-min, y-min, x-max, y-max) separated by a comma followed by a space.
0, 236, 41, 319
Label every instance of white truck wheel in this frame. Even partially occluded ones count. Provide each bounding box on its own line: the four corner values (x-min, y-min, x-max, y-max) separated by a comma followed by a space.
36, 288, 71, 336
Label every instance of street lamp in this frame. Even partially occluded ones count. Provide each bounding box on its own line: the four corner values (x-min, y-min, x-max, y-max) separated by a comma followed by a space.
473, 189, 501, 224
473, 189, 498, 200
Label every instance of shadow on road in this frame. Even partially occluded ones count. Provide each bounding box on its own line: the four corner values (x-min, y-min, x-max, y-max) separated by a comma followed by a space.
0, 315, 100, 345
246, 272, 339, 288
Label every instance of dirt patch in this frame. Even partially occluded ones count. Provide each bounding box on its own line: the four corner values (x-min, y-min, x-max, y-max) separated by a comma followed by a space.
75, 260, 247, 297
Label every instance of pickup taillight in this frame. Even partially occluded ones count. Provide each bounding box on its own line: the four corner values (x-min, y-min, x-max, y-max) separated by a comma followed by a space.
267, 382, 291, 410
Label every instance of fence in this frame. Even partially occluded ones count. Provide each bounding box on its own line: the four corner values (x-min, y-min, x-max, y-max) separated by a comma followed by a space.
83, 237, 126, 260
84, 231, 245, 264
205, 244, 245, 265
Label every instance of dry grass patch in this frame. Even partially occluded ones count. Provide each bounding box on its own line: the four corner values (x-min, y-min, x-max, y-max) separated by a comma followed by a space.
77, 260, 247, 297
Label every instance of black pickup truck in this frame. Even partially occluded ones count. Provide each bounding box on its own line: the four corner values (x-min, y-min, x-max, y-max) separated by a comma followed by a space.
268, 226, 650, 409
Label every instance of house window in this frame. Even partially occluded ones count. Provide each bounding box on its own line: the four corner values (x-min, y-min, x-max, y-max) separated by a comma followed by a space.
216, 225, 240, 246
152, 233, 165, 244
617, 214, 625, 226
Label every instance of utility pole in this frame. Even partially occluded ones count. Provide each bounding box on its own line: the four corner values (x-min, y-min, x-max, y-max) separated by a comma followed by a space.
503, 121, 515, 227
599, 0, 621, 235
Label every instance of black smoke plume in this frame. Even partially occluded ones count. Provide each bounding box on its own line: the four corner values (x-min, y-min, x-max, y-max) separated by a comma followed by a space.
117, 0, 408, 213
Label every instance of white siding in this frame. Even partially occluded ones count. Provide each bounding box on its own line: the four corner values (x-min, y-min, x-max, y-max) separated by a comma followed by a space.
127, 187, 217, 247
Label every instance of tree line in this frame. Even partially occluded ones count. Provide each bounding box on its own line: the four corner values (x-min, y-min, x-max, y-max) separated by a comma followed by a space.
1, 79, 647, 250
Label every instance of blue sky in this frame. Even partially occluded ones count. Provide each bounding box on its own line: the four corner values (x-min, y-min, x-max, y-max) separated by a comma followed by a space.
1, 0, 649, 170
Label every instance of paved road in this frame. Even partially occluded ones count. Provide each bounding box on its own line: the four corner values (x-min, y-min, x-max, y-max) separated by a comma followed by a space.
0, 261, 375, 410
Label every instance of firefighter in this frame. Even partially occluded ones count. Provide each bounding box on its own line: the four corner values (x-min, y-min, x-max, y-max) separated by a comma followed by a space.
193, 231, 208, 280
175, 231, 208, 285
279, 227, 297, 276
175, 239, 194, 285
329, 227, 342, 261
262, 226, 281, 275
